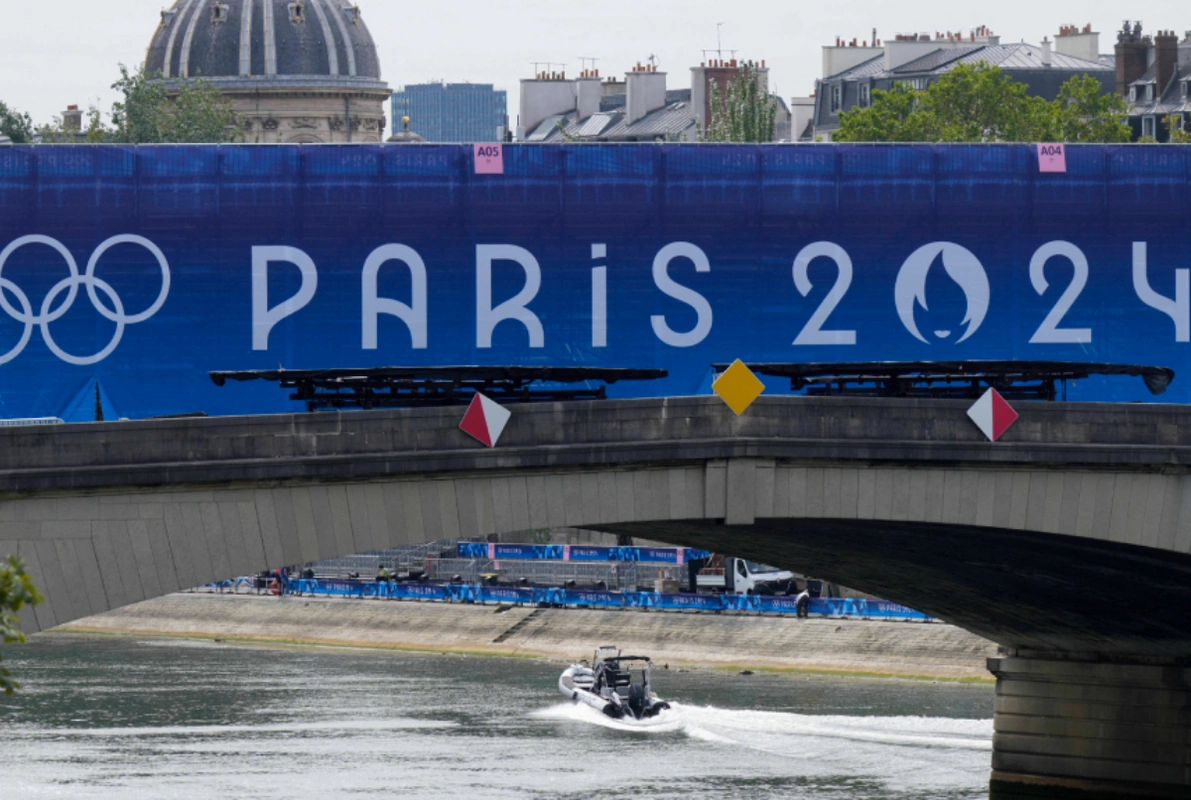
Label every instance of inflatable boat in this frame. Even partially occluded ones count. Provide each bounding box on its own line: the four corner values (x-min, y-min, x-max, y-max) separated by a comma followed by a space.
559, 646, 671, 720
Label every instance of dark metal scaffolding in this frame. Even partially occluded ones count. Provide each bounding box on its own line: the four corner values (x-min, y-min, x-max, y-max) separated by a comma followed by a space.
210, 366, 668, 411
711, 361, 1176, 402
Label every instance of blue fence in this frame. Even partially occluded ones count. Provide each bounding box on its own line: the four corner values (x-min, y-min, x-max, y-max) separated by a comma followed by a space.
455, 543, 711, 563
287, 579, 933, 621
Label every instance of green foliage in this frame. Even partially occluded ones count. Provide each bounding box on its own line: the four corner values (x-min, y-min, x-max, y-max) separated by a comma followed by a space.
703, 65, 777, 143
829, 83, 936, 142
836, 64, 1131, 144
1053, 76, 1132, 143
110, 63, 242, 144
1163, 115, 1191, 144
0, 101, 35, 144
1, 556, 43, 696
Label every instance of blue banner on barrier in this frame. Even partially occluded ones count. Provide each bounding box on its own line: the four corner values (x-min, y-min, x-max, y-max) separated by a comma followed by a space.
287, 579, 933, 620
3, 144, 1189, 421
456, 543, 711, 563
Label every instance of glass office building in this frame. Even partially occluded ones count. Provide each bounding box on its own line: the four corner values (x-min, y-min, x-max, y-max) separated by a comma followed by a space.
391, 83, 508, 142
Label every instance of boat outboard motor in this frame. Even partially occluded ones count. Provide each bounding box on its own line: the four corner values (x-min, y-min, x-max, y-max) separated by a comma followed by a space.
628, 683, 647, 719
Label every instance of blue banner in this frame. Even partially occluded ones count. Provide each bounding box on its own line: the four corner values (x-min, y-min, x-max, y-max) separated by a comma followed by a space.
286, 579, 933, 620
2, 144, 1190, 421
455, 543, 711, 563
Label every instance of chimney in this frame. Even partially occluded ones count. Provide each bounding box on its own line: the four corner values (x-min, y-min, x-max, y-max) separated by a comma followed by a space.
1115, 21, 1151, 96
63, 105, 83, 134
1155, 30, 1179, 97
1055, 24, 1101, 63
518, 72, 579, 138
575, 75, 601, 121
1041, 37, 1052, 66
822, 37, 882, 78
625, 67, 667, 125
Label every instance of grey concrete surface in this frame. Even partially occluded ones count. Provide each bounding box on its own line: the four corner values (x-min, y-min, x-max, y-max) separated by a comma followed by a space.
57, 592, 998, 680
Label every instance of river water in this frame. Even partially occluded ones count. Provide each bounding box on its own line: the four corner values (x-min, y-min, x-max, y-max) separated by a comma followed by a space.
1, 636, 994, 799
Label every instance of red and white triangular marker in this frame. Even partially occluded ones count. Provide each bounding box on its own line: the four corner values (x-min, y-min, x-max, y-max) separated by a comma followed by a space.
967, 388, 1019, 442
459, 393, 512, 448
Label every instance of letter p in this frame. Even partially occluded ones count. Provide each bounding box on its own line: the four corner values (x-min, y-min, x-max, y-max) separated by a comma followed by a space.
252, 246, 319, 351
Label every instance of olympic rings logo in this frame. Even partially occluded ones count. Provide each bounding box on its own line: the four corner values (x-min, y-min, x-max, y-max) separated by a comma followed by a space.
0, 235, 170, 366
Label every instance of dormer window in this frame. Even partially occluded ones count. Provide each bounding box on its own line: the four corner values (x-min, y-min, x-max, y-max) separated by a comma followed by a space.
210, 2, 228, 24
289, 1, 306, 23
1146, 84, 1154, 102
160, 9, 175, 27
348, 4, 362, 23
859, 84, 871, 108
1130, 86, 1138, 102
1183, 81, 1189, 100
830, 84, 842, 113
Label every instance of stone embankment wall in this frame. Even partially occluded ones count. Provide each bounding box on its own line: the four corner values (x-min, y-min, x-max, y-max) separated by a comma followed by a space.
57, 593, 997, 680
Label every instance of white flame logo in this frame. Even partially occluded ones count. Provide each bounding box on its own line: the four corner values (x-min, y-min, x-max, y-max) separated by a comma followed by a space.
894, 242, 990, 344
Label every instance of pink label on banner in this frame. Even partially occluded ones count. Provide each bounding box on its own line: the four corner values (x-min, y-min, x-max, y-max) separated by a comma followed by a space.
563, 545, 571, 562
677, 548, 685, 566
474, 143, 504, 175
487, 543, 496, 560
493, 560, 500, 570
1037, 143, 1066, 173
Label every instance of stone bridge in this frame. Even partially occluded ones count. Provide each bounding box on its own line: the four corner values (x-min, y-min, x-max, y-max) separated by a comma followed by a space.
3, 395, 1191, 799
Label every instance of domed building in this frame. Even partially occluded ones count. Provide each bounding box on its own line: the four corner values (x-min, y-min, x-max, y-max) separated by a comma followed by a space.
144, 0, 390, 143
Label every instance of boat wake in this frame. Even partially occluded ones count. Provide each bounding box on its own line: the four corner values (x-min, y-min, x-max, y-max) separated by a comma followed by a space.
533, 701, 992, 752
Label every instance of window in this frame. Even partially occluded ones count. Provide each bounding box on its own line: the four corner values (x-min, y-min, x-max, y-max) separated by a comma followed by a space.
1142, 116, 1156, 138
1183, 82, 1189, 100
859, 84, 871, 108
1130, 86, 1138, 102
289, 1, 305, 23
830, 85, 842, 113
210, 2, 227, 23
1146, 84, 1154, 102
1173, 114, 1186, 132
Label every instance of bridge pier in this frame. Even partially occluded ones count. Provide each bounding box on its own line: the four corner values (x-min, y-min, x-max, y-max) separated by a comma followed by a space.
988, 652, 1191, 799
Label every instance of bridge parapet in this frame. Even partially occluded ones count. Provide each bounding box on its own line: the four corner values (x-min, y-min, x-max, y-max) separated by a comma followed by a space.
3, 396, 1191, 495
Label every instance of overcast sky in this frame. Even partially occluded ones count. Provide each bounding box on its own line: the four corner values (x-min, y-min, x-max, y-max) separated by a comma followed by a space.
1, 0, 1186, 128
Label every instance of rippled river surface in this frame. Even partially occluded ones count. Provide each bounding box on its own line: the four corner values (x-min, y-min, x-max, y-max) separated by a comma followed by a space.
1, 636, 994, 799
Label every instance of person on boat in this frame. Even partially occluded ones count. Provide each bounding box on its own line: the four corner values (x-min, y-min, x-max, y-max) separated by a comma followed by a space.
794, 586, 811, 619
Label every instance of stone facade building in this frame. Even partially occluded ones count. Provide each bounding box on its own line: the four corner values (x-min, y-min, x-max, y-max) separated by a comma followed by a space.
144, 0, 390, 143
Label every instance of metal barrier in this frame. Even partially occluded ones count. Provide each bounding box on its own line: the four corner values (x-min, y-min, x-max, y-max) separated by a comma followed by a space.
423, 557, 634, 591
286, 580, 933, 621
456, 543, 711, 563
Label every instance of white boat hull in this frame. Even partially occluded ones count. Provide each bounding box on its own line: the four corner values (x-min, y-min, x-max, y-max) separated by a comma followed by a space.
558, 664, 670, 720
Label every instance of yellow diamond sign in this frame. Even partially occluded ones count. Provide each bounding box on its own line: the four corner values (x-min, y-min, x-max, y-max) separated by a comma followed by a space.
713, 360, 765, 415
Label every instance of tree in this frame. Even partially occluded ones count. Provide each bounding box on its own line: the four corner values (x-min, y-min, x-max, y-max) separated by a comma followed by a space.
703, 64, 777, 143
1053, 76, 1132, 143
830, 82, 938, 142
1163, 115, 1191, 144
923, 63, 1053, 142
0, 101, 34, 144
110, 63, 241, 144
835, 64, 1130, 144
1, 556, 43, 696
